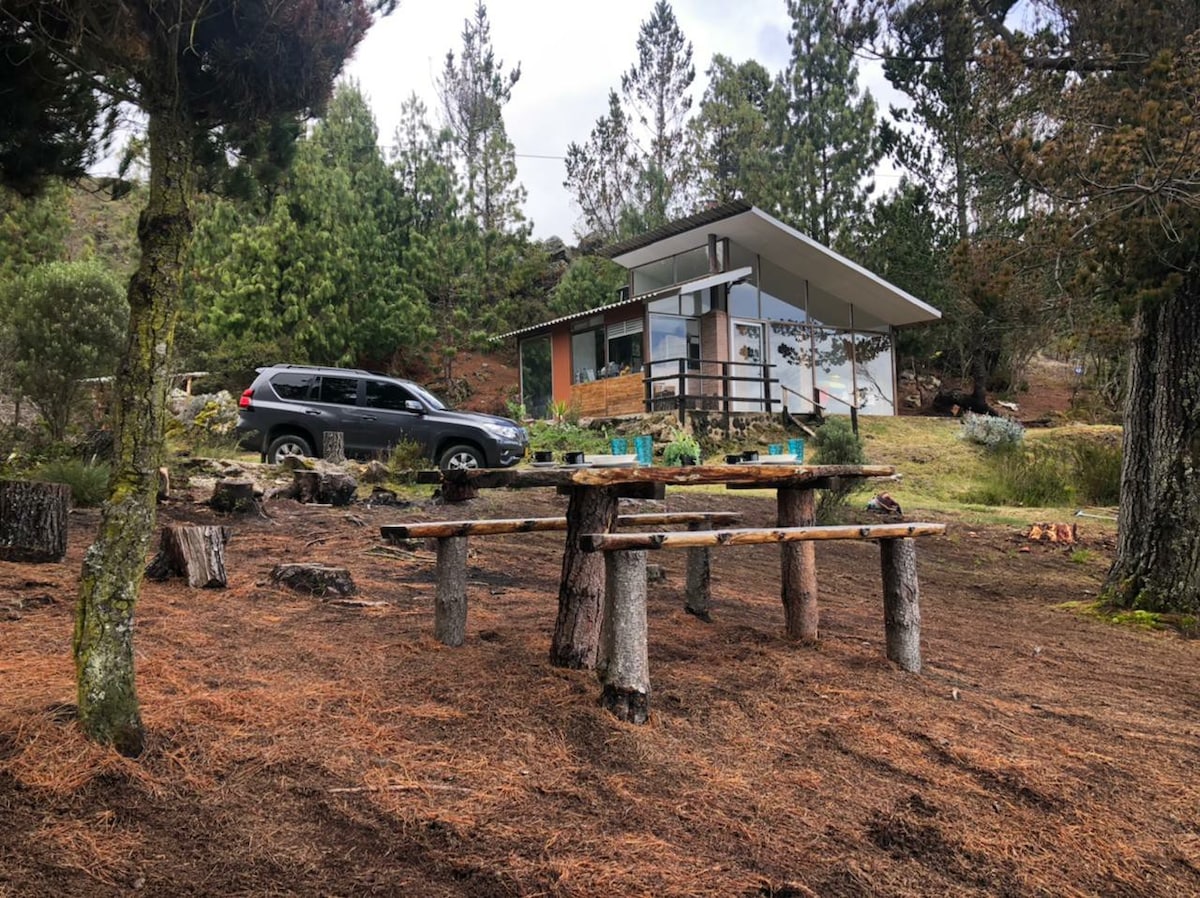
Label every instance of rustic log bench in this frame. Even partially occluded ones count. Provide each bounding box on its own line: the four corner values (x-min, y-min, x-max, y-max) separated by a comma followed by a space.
380, 512, 743, 646
580, 521, 947, 723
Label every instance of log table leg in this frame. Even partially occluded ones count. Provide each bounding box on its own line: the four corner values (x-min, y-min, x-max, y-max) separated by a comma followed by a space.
550, 486, 619, 669
598, 549, 650, 724
778, 487, 818, 642
880, 537, 922, 672
684, 520, 712, 621
434, 536, 469, 647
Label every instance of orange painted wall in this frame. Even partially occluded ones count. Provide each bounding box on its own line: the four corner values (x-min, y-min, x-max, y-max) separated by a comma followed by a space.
550, 328, 573, 405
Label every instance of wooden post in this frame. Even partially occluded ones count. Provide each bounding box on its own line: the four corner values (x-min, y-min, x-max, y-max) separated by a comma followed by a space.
144, 525, 229, 587
880, 538, 922, 672
434, 536, 469, 647
0, 479, 69, 562
684, 520, 712, 621
550, 486, 619, 669
599, 549, 650, 724
778, 487, 818, 642
323, 431, 346, 464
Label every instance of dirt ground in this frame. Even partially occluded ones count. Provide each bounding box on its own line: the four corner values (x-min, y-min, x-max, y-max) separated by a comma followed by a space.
2, 476, 1198, 898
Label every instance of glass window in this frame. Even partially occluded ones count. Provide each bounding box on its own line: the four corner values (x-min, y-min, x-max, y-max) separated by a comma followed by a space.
632, 258, 674, 296
729, 281, 758, 318
812, 326, 855, 410
680, 290, 712, 317
648, 294, 679, 314
759, 259, 806, 322
851, 305, 890, 333
807, 284, 851, 328
572, 328, 605, 383
673, 246, 710, 283
853, 331, 895, 414
519, 335, 552, 420
270, 372, 316, 400
607, 323, 644, 374
317, 376, 359, 406
364, 379, 415, 411
728, 241, 757, 278
649, 315, 700, 370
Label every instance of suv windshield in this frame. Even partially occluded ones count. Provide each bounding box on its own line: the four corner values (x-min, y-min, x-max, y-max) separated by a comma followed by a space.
408, 383, 446, 410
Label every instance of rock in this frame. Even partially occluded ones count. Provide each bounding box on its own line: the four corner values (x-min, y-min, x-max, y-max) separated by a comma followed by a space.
904, 394, 923, 409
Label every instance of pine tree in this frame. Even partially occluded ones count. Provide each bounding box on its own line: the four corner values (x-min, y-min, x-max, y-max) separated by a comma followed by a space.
777, 0, 880, 245
688, 56, 775, 206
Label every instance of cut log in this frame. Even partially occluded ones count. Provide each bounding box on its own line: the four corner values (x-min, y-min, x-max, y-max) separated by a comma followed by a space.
550, 485, 619, 669
270, 563, 356, 598
778, 487, 818, 643
433, 536, 468, 646
209, 479, 258, 514
598, 549, 651, 724
323, 431, 346, 465
684, 520, 711, 621
293, 470, 357, 506
144, 525, 229, 587
0, 479, 69, 563
880, 538, 922, 673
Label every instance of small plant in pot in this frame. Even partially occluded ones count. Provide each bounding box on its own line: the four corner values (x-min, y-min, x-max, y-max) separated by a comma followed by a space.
662, 430, 701, 466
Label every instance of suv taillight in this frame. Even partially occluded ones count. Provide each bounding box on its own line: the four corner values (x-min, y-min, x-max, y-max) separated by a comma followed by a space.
239, 388, 253, 409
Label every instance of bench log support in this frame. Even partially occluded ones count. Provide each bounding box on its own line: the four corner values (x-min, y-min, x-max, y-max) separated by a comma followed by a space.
684, 520, 712, 621
598, 549, 650, 724
551, 486, 619, 669
778, 488, 818, 642
880, 537, 922, 672
434, 535, 469, 646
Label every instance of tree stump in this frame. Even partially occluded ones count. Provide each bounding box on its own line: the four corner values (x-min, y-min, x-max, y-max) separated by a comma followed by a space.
0, 479, 69, 562
210, 479, 257, 513
550, 485, 619, 669
144, 525, 229, 587
270, 563, 356, 598
597, 549, 651, 724
778, 487, 818, 642
323, 431, 346, 465
293, 470, 357, 506
433, 536, 469, 646
683, 520, 712, 621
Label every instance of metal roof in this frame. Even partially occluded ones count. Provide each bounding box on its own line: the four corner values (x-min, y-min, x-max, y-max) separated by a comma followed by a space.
599, 200, 753, 260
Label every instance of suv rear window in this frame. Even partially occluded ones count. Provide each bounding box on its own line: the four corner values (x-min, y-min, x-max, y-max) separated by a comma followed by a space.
318, 376, 360, 406
270, 372, 316, 400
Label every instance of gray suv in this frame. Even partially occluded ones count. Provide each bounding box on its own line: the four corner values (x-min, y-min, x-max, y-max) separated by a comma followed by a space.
236, 364, 528, 470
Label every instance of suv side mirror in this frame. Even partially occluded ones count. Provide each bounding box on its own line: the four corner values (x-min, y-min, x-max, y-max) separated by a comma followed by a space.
404, 399, 425, 414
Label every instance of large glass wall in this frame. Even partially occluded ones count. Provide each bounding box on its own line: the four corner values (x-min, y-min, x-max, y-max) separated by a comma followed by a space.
519, 335, 552, 419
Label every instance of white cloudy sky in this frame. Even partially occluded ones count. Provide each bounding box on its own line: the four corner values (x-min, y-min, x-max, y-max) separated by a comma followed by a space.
346, 0, 903, 242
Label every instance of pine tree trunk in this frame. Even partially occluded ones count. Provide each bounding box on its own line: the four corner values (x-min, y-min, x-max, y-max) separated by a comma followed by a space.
1105, 278, 1200, 614
73, 94, 195, 757
550, 486, 619, 669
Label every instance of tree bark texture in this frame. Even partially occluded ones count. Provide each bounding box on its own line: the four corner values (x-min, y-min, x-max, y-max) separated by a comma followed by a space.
434, 536, 469, 646
0, 479, 69, 562
550, 486, 619, 669
323, 431, 346, 465
270, 563, 356, 598
144, 525, 229, 588
1105, 280, 1200, 613
598, 550, 651, 724
684, 520, 712, 621
778, 487, 818, 641
74, 95, 196, 757
880, 538, 922, 673
294, 470, 357, 506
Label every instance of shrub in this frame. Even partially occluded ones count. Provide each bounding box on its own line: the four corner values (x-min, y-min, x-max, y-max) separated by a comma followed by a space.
662, 430, 701, 466
34, 458, 111, 506
385, 439, 427, 483
967, 444, 1073, 507
960, 411, 1025, 450
812, 417, 866, 521
1070, 440, 1121, 506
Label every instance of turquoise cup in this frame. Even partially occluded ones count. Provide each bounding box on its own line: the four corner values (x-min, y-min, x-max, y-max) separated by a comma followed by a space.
610, 438, 628, 455
788, 438, 805, 459
634, 435, 653, 465
768, 443, 783, 455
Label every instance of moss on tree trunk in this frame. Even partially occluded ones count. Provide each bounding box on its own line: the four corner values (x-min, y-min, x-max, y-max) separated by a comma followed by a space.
73, 96, 194, 757
1104, 275, 1200, 614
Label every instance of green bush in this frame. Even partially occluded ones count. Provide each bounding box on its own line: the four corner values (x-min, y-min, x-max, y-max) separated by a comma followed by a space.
34, 458, 111, 506
386, 439, 428, 483
1070, 441, 1121, 506
662, 430, 701, 466
526, 421, 612, 456
967, 444, 1073, 507
812, 417, 866, 521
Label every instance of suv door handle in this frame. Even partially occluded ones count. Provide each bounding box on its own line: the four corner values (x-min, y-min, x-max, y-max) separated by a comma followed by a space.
304, 409, 322, 416
357, 415, 377, 422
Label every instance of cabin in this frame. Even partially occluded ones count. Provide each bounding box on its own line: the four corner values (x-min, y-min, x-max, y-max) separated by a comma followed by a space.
506, 201, 941, 422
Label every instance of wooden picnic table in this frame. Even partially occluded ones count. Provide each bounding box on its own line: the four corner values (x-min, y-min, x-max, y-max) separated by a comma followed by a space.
420, 463, 897, 667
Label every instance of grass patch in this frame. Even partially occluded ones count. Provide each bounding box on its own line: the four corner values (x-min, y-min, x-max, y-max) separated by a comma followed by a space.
1056, 600, 1166, 631
34, 458, 110, 506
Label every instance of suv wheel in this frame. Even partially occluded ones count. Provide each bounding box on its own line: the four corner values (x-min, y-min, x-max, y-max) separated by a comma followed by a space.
267, 434, 313, 465
439, 444, 484, 471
